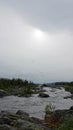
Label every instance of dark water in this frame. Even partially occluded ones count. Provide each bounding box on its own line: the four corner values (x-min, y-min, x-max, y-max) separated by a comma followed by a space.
0, 87, 73, 119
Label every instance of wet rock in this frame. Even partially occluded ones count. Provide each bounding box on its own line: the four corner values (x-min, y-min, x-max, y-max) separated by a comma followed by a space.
19, 94, 31, 97
64, 94, 73, 99
16, 110, 29, 120
16, 110, 29, 116
2, 116, 12, 125
0, 89, 10, 98
20, 122, 43, 130
16, 119, 27, 127
20, 125, 36, 130
39, 92, 49, 98
70, 106, 73, 110
0, 110, 51, 130
30, 117, 42, 124
0, 118, 4, 125
0, 111, 13, 118
0, 124, 16, 130
16, 119, 45, 130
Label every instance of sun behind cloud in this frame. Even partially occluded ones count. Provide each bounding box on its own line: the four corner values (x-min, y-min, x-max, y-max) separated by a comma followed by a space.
34, 29, 43, 38
33, 28, 45, 42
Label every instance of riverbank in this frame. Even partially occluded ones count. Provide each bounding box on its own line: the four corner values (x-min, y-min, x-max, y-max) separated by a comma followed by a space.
45, 106, 73, 129
0, 110, 51, 130
0, 107, 73, 130
0, 78, 41, 97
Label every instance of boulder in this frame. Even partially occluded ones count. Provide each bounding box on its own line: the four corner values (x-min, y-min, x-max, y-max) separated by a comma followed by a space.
64, 94, 73, 99
0, 89, 10, 98
0, 110, 51, 130
16, 110, 29, 116
19, 94, 31, 97
16, 110, 29, 120
39, 92, 49, 98
30, 117, 42, 124
70, 106, 73, 110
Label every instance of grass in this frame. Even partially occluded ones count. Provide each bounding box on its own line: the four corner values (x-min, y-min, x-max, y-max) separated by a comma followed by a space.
64, 86, 73, 93
57, 117, 73, 130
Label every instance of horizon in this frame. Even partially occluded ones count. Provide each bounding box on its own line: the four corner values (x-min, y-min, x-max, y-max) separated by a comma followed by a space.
0, 77, 73, 84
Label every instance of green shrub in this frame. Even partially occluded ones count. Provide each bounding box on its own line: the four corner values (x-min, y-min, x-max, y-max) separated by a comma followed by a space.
57, 117, 73, 130
65, 86, 73, 93
45, 103, 55, 114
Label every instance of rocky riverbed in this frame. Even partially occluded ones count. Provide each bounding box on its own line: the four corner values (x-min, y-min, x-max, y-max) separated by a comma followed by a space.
0, 110, 51, 130
0, 87, 73, 129
0, 87, 73, 119
0, 107, 73, 130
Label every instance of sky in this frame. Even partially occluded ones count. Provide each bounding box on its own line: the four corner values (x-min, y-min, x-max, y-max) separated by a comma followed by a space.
0, 0, 73, 83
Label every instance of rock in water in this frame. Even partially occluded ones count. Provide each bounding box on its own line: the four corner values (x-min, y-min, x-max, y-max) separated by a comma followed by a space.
0, 89, 10, 98
70, 106, 73, 110
39, 92, 49, 98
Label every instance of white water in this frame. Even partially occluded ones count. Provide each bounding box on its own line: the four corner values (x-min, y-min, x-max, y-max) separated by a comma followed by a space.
0, 87, 73, 119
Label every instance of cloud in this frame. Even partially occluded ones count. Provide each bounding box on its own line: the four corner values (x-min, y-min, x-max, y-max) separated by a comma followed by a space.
1, 0, 73, 31
0, 1, 73, 82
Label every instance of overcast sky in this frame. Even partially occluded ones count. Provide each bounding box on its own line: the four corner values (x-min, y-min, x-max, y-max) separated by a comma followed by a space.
0, 0, 73, 83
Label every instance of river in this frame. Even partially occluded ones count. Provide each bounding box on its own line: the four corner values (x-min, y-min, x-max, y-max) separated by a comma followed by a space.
0, 87, 73, 119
